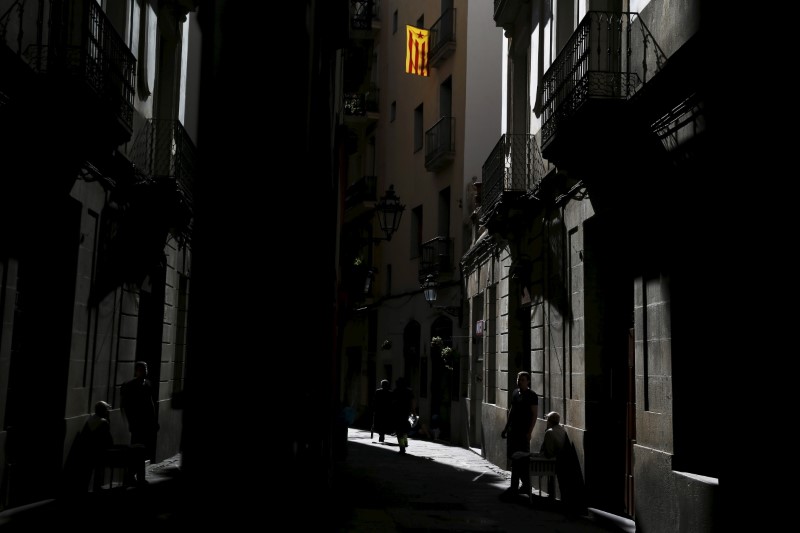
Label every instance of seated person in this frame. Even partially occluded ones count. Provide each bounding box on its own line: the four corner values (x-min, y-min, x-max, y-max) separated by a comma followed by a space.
538, 411, 587, 514
80, 401, 114, 491
540, 411, 567, 459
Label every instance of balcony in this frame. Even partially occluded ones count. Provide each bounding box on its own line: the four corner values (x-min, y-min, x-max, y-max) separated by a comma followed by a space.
92, 121, 194, 300
425, 116, 455, 171
129, 119, 196, 246
540, 11, 665, 166
22, 0, 136, 145
480, 133, 545, 221
493, 0, 529, 33
429, 8, 456, 67
344, 175, 378, 223
418, 236, 454, 282
344, 84, 380, 119
350, 0, 380, 35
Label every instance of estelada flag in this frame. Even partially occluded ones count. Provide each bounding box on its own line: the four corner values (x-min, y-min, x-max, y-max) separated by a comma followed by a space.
406, 25, 429, 76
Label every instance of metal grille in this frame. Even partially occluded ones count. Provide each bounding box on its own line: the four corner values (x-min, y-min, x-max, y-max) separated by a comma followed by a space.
418, 236, 454, 281
424, 116, 455, 169
541, 11, 665, 148
429, 7, 456, 59
344, 84, 379, 116
350, 0, 377, 30
344, 175, 377, 210
22, 0, 136, 129
130, 119, 196, 206
481, 134, 540, 213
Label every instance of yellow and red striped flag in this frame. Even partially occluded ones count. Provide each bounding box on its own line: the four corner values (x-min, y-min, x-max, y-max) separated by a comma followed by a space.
406, 25, 429, 76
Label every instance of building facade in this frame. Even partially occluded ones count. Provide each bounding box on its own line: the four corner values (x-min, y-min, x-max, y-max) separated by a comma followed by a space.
337, 0, 504, 447
0, 0, 199, 509
462, 0, 723, 531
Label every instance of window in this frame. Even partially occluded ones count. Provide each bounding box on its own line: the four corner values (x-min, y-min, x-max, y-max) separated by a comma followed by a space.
487, 285, 497, 404
440, 76, 452, 118
414, 104, 423, 153
437, 187, 450, 238
393, 9, 398, 33
390, 100, 396, 122
410, 206, 422, 259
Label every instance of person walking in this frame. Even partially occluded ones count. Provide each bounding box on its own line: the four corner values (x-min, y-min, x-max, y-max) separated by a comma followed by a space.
373, 379, 393, 443
500, 370, 538, 499
392, 377, 416, 454
121, 361, 159, 485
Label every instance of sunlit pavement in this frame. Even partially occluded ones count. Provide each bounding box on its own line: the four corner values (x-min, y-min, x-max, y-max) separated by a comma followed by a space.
332, 428, 635, 532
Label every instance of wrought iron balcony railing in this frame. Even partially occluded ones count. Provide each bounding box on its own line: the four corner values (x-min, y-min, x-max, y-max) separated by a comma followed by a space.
425, 116, 455, 171
429, 8, 456, 67
541, 11, 666, 149
131, 119, 196, 186
344, 175, 377, 211
351, 0, 380, 30
21, 0, 136, 132
419, 236, 454, 282
344, 84, 379, 117
130, 119, 196, 243
481, 133, 545, 214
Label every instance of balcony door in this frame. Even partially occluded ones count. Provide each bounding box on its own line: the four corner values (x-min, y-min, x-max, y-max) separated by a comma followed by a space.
439, 77, 452, 148
437, 187, 450, 239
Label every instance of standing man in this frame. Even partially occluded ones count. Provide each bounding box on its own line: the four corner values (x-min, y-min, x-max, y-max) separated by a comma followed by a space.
500, 371, 538, 499
121, 361, 159, 485
373, 379, 393, 443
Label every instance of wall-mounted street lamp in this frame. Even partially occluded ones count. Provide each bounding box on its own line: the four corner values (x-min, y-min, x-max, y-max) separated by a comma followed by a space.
421, 274, 461, 317
374, 184, 405, 242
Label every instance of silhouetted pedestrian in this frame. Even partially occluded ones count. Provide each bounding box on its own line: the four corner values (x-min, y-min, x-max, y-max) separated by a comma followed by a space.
373, 379, 393, 443
392, 377, 416, 454
500, 371, 538, 499
121, 361, 158, 485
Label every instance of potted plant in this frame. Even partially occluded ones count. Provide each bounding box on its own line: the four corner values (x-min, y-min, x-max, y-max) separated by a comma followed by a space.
431, 337, 457, 370
441, 346, 457, 371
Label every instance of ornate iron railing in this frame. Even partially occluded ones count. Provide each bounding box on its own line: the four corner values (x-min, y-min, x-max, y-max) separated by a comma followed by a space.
22, 0, 136, 130
419, 236, 454, 281
425, 116, 455, 170
344, 84, 379, 116
351, 0, 379, 30
128, 119, 196, 245
481, 133, 543, 213
429, 7, 455, 66
130, 119, 196, 203
345, 175, 377, 210
541, 11, 666, 148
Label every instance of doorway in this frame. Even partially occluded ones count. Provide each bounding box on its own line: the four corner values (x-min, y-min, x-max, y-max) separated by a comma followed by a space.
430, 316, 453, 441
